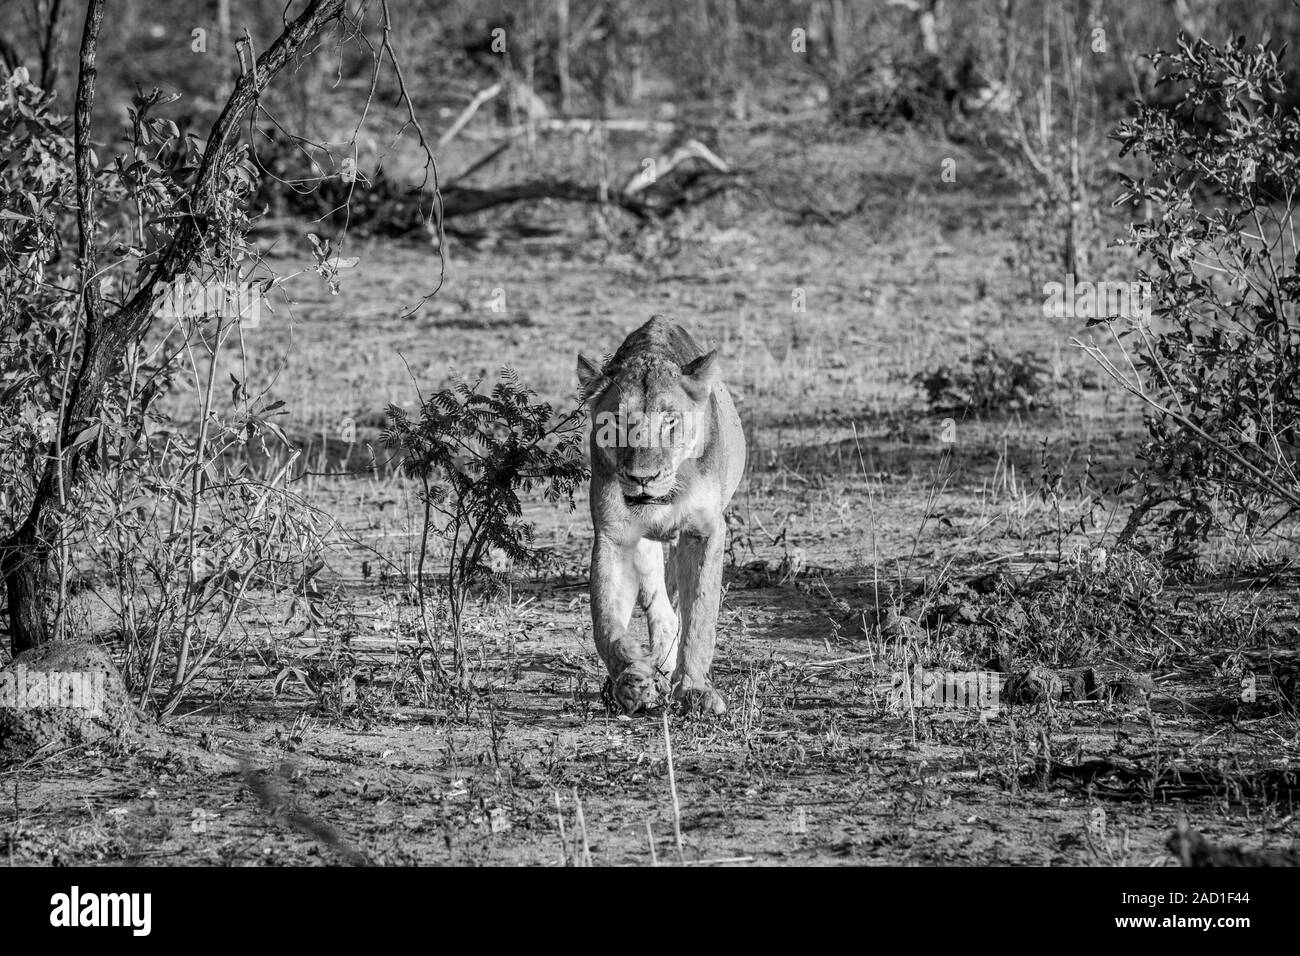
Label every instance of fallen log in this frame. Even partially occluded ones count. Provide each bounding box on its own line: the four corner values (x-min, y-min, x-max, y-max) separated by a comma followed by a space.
622, 139, 730, 196
443, 167, 738, 219
299, 171, 738, 234
254, 138, 743, 235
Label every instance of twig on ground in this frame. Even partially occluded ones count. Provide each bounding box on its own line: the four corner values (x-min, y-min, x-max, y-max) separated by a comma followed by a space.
663, 710, 684, 862
572, 786, 591, 866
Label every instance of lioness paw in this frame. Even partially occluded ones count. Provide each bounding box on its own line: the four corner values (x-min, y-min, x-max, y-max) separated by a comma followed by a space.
611, 664, 665, 715
673, 682, 727, 716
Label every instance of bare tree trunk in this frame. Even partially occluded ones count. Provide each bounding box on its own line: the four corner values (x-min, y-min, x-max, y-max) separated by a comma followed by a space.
556, 0, 571, 114
722, 0, 744, 118
37, 0, 66, 91
918, 0, 942, 56
1169, 0, 1205, 36
216, 0, 232, 77
1064, 0, 1094, 278
998, 0, 1018, 88
1, 525, 50, 654
829, 0, 851, 75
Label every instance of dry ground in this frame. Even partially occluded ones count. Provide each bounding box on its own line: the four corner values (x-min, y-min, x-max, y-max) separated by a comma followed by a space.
3, 130, 1299, 866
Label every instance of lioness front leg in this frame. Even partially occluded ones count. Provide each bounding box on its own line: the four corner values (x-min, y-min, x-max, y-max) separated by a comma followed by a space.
635, 539, 679, 683
591, 535, 662, 713
673, 525, 727, 715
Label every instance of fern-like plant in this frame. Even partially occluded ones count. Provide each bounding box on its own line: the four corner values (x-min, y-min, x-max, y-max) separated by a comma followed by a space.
383, 369, 588, 688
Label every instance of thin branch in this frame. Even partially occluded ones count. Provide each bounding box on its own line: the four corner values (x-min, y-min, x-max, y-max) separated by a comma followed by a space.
379, 0, 445, 315
1073, 336, 1300, 512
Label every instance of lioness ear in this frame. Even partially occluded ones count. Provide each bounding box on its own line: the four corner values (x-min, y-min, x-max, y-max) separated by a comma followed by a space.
576, 354, 608, 401
680, 350, 719, 401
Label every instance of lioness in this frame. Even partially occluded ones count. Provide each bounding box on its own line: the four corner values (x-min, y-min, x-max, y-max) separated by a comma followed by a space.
577, 316, 745, 715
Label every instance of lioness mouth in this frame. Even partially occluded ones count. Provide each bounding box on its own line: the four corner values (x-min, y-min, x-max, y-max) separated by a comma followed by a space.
624, 493, 673, 507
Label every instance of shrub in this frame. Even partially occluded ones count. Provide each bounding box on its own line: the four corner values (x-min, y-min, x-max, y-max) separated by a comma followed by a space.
912, 343, 1057, 415
1103, 36, 1300, 555
383, 370, 587, 688
0, 67, 329, 714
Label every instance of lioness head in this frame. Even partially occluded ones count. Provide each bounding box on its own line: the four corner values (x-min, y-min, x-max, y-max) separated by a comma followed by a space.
577, 347, 719, 505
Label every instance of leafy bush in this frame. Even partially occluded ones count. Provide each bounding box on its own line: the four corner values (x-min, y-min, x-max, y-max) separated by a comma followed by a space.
383, 370, 587, 688
0, 68, 327, 713
0, 70, 79, 526
912, 343, 1057, 415
1106, 37, 1300, 554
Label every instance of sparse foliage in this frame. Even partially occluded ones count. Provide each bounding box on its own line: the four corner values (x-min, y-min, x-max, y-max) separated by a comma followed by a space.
996, 0, 1109, 282
383, 369, 587, 688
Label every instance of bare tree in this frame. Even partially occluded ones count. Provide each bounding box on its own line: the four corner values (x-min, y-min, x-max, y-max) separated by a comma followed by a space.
35, 0, 66, 90
0, 0, 67, 89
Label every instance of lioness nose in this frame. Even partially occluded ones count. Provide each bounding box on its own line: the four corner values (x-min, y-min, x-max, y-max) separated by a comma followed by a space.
624, 469, 663, 486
